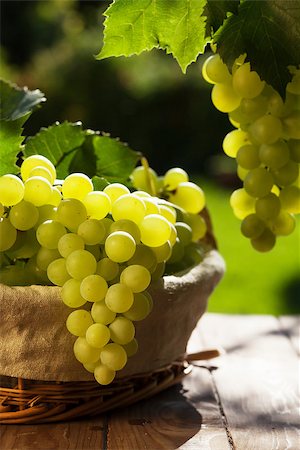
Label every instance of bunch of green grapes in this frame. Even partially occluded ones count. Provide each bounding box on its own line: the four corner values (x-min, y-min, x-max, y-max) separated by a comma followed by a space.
202, 53, 300, 252
0, 155, 208, 385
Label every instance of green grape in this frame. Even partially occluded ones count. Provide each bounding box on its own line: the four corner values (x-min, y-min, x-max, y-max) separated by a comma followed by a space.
100, 343, 127, 371
24, 176, 53, 206
124, 292, 151, 321
185, 213, 207, 241
143, 290, 153, 312
283, 111, 300, 139
25, 256, 49, 285
202, 54, 231, 84
131, 166, 159, 194
35, 205, 56, 228
21, 155, 56, 184
109, 219, 141, 244
267, 90, 296, 117
184, 242, 204, 265
122, 338, 138, 357
57, 233, 85, 258
230, 188, 256, 218
105, 283, 134, 313
36, 220, 66, 249
61, 278, 87, 308
239, 96, 268, 122
109, 317, 135, 345
151, 261, 166, 280
163, 167, 189, 190
259, 140, 290, 170
222, 129, 249, 158
169, 224, 177, 246
80, 274, 108, 302
140, 214, 171, 247
211, 83, 242, 113
91, 300, 116, 325
175, 222, 192, 246
272, 161, 299, 186
96, 257, 119, 281
232, 63, 265, 99
86, 323, 110, 348
62, 173, 93, 201
251, 228, 276, 252
0, 264, 28, 286
0, 202, 4, 217
83, 360, 100, 373
241, 214, 265, 239
105, 231, 136, 263
47, 258, 71, 286
120, 264, 151, 293
66, 249, 97, 280
128, 244, 157, 272
170, 182, 205, 214
280, 186, 300, 213
77, 219, 106, 245
36, 247, 60, 271
167, 238, 185, 264
244, 168, 274, 198
236, 145, 260, 170
159, 204, 177, 224
0, 218, 17, 251
0, 174, 24, 206
112, 194, 146, 224
56, 198, 87, 232
101, 217, 114, 239
49, 187, 62, 207
269, 211, 296, 236
28, 165, 53, 183
138, 198, 158, 215
286, 71, 300, 95
237, 165, 249, 182
66, 309, 94, 337
289, 140, 300, 163
249, 115, 283, 145
73, 337, 101, 364
86, 244, 102, 261
82, 191, 111, 220
103, 183, 130, 204
9, 200, 39, 230
94, 364, 116, 385
7, 228, 39, 259
151, 241, 172, 262
255, 193, 281, 221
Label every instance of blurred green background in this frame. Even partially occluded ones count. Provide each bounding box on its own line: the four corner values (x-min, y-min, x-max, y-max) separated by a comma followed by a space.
1, 0, 299, 314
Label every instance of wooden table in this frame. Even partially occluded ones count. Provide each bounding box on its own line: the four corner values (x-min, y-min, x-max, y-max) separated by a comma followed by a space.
1, 313, 299, 450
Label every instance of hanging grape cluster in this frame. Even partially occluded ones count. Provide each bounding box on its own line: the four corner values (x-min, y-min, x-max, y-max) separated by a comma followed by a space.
203, 54, 300, 252
0, 155, 207, 385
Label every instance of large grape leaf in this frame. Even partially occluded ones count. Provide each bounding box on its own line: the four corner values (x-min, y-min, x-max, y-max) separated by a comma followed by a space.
98, 0, 209, 73
204, 0, 239, 36
24, 122, 85, 179
0, 116, 27, 176
214, 0, 300, 97
0, 79, 45, 120
93, 135, 140, 182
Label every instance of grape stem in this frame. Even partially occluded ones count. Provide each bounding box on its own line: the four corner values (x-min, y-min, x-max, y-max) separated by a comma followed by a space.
141, 156, 157, 196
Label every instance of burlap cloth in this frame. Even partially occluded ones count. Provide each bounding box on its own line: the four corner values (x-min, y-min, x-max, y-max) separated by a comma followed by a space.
0, 249, 225, 382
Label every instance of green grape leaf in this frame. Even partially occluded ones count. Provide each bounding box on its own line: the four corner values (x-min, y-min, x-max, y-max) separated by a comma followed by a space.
0, 79, 46, 120
0, 115, 28, 176
98, 0, 209, 73
24, 121, 86, 179
92, 176, 110, 191
204, 0, 239, 36
214, 0, 300, 97
93, 135, 140, 182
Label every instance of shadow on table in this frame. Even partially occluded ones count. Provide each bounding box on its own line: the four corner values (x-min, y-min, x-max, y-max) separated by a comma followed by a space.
108, 384, 202, 449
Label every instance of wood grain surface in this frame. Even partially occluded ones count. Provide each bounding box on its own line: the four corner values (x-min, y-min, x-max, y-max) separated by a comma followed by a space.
1, 314, 299, 450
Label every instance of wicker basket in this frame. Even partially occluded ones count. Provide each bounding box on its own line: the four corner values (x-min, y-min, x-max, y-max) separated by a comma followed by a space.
0, 213, 225, 424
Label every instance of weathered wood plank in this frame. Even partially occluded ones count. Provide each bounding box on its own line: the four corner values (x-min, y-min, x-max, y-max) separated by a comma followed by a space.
0, 418, 105, 450
198, 314, 300, 450
107, 367, 230, 450
278, 315, 300, 356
